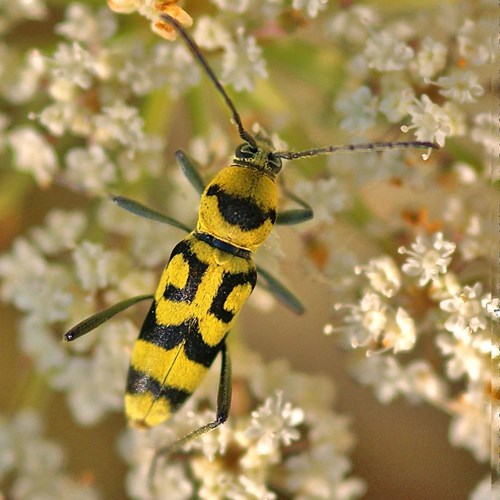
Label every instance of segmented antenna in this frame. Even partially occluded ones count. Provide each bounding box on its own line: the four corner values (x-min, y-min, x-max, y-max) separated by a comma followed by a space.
162, 14, 439, 160
161, 14, 257, 148
274, 141, 439, 160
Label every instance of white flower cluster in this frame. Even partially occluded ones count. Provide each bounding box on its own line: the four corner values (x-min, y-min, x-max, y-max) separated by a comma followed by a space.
3, 2, 201, 189
329, 231, 496, 492
0, 209, 129, 420
327, 2, 490, 158
0, 410, 99, 498
118, 345, 366, 499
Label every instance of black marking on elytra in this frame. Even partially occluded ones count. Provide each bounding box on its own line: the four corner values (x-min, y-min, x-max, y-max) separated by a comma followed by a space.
126, 367, 191, 410
183, 318, 223, 367
209, 269, 257, 324
163, 386, 192, 412
138, 305, 187, 349
139, 309, 223, 368
126, 366, 153, 395
163, 240, 209, 302
206, 184, 276, 231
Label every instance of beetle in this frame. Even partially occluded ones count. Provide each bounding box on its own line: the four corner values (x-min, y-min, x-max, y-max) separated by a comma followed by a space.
64, 13, 436, 463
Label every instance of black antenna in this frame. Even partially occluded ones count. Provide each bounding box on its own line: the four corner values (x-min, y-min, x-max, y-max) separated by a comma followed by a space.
161, 14, 257, 148
274, 141, 439, 160
162, 14, 438, 160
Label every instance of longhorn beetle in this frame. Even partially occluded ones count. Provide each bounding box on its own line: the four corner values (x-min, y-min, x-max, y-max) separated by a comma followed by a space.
64, 13, 437, 470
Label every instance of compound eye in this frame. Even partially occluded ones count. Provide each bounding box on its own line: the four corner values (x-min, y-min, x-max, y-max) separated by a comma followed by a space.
235, 143, 258, 159
267, 153, 282, 173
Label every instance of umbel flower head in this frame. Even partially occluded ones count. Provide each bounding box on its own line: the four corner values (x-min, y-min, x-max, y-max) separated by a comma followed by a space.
329, 229, 495, 491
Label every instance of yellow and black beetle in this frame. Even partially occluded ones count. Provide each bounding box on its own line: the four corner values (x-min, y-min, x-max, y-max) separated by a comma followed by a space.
64, 13, 436, 464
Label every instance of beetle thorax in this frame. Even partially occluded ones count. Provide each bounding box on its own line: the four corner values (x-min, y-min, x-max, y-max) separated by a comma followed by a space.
196, 166, 278, 253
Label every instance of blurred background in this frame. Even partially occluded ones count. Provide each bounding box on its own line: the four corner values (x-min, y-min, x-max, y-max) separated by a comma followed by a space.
0, 0, 493, 498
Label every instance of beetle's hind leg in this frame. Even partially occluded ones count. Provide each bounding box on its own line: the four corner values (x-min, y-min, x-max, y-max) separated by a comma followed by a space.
149, 342, 232, 482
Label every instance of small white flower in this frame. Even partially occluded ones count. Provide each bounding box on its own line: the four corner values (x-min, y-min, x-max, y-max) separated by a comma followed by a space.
436, 333, 487, 382
379, 80, 414, 122
406, 361, 447, 404
38, 100, 92, 137
46, 70, 77, 100
8, 126, 58, 186
0, 239, 46, 299
117, 41, 199, 96
452, 161, 478, 185
336, 294, 416, 354
398, 232, 456, 286
457, 18, 494, 66
226, 475, 277, 500
145, 462, 194, 500
364, 31, 414, 71
243, 391, 304, 456
440, 283, 487, 339
352, 355, 410, 403
335, 292, 388, 349
448, 391, 490, 462
191, 458, 234, 499
413, 37, 447, 79
293, 177, 347, 225
210, 0, 251, 13
194, 16, 232, 50
72, 241, 130, 292
30, 209, 86, 255
188, 126, 232, 167
0, 0, 48, 25
19, 316, 67, 372
292, 0, 329, 18
325, 6, 378, 44
0, 410, 100, 499
429, 70, 484, 103
471, 112, 500, 159
481, 295, 500, 319
3, 49, 47, 104
335, 86, 378, 132
37, 100, 73, 135
382, 307, 417, 353
175, 409, 232, 460
286, 444, 367, 499
49, 42, 94, 89
355, 256, 401, 297
400, 95, 452, 150
65, 144, 117, 191
221, 27, 268, 92
159, 42, 201, 96
93, 101, 145, 149
56, 3, 117, 43
57, 320, 136, 424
